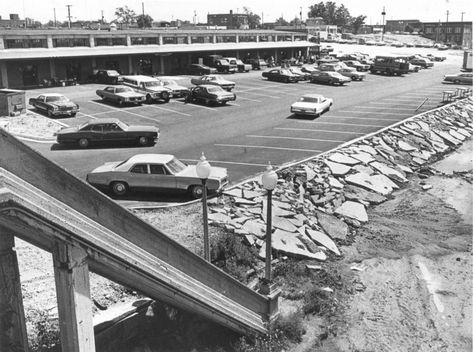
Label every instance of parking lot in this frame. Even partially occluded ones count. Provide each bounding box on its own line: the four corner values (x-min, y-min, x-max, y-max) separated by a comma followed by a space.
24, 44, 465, 203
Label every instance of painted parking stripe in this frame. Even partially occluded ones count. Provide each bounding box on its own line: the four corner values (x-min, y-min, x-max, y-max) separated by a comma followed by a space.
328, 115, 401, 121
171, 100, 218, 111
246, 135, 345, 143
144, 104, 192, 117
296, 120, 387, 128
181, 159, 268, 167
351, 106, 415, 111
88, 101, 162, 122
236, 96, 262, 102
336, 110, 408, 115
237, 90, 279, 98
275, 127, 366, 135
215, 143, 322, 153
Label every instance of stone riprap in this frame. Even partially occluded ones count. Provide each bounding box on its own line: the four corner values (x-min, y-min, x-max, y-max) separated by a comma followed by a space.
210, 99, 473, 261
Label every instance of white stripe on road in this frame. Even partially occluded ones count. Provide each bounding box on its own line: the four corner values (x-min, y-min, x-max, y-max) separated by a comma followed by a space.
351, 106, 415, 110
237, 90, 279, 98
172, 100, 218, 111
247, 135, 345, 143
328, 115, 401, 121
275, 127, 366, 135
144, 104, 192, 117
236, 96, 262, 102
336, 110, 408, 115
215, 143, 322, 153
181, 159, 269, 167
227, 102, 241, 106
297, 120, 387, 128
88, 101, 162, 122
77, 112, 97, 119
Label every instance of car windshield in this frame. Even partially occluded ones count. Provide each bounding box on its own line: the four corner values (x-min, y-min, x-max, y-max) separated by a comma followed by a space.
236, 60, 244, 65
107, 70, 120, 76
162, 80, 177, 86
144, 81, 162, 87
116, 87, 133, 93
280, 69, 292, 75
166, 157, 187, 174
116, 121, 129, 130
300, 96, 320, 103
208, 87, 224, 93
212, 75, 224, 81
46, 95, 68, 102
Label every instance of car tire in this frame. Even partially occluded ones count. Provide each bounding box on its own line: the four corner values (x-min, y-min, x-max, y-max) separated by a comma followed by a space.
47, 110, 53, 117
190, 185, 204, 199
78, 138, 89, 148
351, 75, 357, 80
138, 136, 149, 146
111, 181, 128, 196
118, 99, 124, 106
146, 94, 153, 104
71, 112, 77, 117
328, 79, 333, 85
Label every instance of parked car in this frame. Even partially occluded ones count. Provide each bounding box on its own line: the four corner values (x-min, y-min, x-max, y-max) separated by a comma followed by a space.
262, 68, 298, 83
224, 57, 252, 72
290, 94, 333, 117
409, 58, 434, 68
121, 75, 172, 103
96, 86, 146, 105
344, 60, 370, 71
300, 64, 319, 74
187, 63, 217, 75
426, 54, 446, 62
288, 67, 311, 81
318, 62, 347, 72
443, 72, 473, 85
29, 93, 80, 117
91, 69, 123, 84
338, 68, 366, 81
245, 58, 268, 70
86, 153, 229, 198
55, 118, 159, 148
370, 56, 410, 75
186, 85, 236, 105
203, 55, 238, 73
310, 71, 351, 85
155, 78, 190, 98
190, 75, 235, 91
408, 63, 421, 72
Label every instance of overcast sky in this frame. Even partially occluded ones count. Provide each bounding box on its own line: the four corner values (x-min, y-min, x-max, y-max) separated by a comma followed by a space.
2, 0, 471, 24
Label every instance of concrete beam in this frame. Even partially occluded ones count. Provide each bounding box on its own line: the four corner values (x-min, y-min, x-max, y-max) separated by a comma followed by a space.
0, 231, 28, 352
0, 62, 8, 88
53, 242, 95, 352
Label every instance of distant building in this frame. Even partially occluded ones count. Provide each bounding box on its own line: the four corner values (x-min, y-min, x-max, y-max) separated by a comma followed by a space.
385, 19, 422, 33
422, 21, 472, 48
275, 18, 338, 41
207, 10, 249, 29
0, 14, 27, 28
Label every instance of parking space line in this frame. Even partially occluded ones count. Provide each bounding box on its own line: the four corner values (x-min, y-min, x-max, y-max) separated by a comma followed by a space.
181, 159, 268, 167
337, 110, 408, 115
172, 101, 218, 111
275, 127, 365, 135
296, 121, 387, 128
215, 143, 322, 153
328, 115, 401, 121
236, 96, 262, 102
247, 135, 345, 143
143, 104, 192, 117
227, 102, 241, 106
237, 91, 279, 98
351, 106, 415, 111
77, 112, 97, 119
88, 101, 162, 122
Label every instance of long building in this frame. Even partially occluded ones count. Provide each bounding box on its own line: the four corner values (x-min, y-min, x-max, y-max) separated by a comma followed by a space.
0, 28, 316, 89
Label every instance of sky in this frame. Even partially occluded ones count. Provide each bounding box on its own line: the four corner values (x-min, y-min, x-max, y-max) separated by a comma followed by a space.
1, 0, 471, 25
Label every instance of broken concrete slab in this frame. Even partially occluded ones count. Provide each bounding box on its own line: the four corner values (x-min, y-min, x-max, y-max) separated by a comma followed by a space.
449, 129, 466, 141
305, 228, 341, 256
345, 172, 394, 196
324, 160, 351, 176
370, 161, 408, 183
356, 144, 377, 155
273, 216, 298, 233
270, 229, 327, 260
223, 188, 243, 198
334, 201, 368, 223
343, 184, 387, 205
350, 152, 375, 164
398, 140, 418, 152
328, 176, 344, 189
241, 219, 266, 239
315, 210, 349, 241
208, 212, 232, 224
328, 152, 360, 166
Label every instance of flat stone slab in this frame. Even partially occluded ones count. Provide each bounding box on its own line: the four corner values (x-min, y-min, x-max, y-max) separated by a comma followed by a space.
208, 212, 232, 224
305, 228, 341, 256
434, 130, 462, 145
343, 184, 387, 205
305, 165, 316, 181
370, 161, 408, 183
315, 210, 349, 240
273, 216, 298, 233
241, 189, 263, 199
241, 219, 266, 238
345, 172, 394, 196
328, 152, 360, 166
335, 201, 368, 223
398, 140, 418, 152
328, 176, 344, 189
267, 229, 327, 260
350, 152, 375, 164
449, 129, 465, 141
223, 188, 243, 197
355, 144, 377, 155
371, 174, 399, 190
324, 160, 351, 176
262, 200, 294, 218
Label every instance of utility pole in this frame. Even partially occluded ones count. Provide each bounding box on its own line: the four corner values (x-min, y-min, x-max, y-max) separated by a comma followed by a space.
53, 8, 57, 27
445, 10, 449, 43
142, 2, 145, 17
461, 12, 465, 22
381, 6, 386, 41
66, 4, 72, 28
446, 10, 449, 22
300, 7, 303, 30
101, 10, 104, 24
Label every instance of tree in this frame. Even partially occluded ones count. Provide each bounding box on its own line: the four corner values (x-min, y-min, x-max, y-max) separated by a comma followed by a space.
114, 6, 136, 26
243, 7, 260, 29
136, 14, 153, 28
275, 17, 289, 26
350, 15, 366, 34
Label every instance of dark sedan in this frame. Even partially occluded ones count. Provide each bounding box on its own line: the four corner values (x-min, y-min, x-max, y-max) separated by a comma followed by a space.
29, 93, 79, 117
91, 69, 123, 84
55, 118, 159, 148
262, 69, 298, 83
310, 71, 351, 86
186, 85, 236, 106
187, 64, 218, 75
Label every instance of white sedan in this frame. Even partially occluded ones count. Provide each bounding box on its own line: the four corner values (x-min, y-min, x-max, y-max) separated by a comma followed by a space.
290, 94, 333, 117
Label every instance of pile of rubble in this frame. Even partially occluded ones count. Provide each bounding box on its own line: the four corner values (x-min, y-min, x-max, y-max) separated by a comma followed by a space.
208, 98, 473, 261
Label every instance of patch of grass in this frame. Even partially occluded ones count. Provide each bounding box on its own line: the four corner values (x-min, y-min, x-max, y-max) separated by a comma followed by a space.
26, 309, 60, 352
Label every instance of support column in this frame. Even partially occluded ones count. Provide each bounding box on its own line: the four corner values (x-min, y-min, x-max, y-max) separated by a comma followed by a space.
160, 56, 164, 74
128, 56, 133, 75
0, 232, 28, 352
49, 59, 56, 78
53, 243, 95, 352
0, 62, 8, 88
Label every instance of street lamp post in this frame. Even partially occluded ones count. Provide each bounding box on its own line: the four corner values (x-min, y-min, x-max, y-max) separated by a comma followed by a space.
196, 152, 211, 261
260, 162, 278, 295
381, 6, 386, 42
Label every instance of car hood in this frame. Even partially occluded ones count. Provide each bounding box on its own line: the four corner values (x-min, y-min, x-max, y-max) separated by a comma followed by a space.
215, 80, 235, 85
90, 161, 123, 173
291, 102, 319, 109
145, 86, 171, 92
213, 91, 235, 98
177, 165, 228, 180
117, 92, 144, 97
51, 101, 77, 108
56, 126, 79, 134
126, 125, 159, 132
